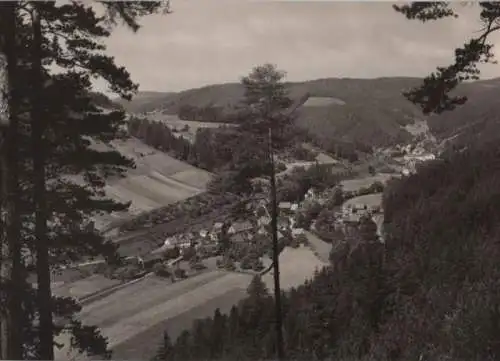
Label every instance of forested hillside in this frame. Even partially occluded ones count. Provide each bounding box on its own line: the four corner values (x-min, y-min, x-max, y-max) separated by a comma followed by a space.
117, 77, 424, 149
118, 76, 500, 152
154, 141, 500, 361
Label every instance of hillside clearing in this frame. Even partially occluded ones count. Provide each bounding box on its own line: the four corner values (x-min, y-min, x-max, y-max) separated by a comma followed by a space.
303, 96, 346, 107
343, 193, 383, 209
263, 246, 327, 290
340, 173, 393, 192
91, 138, 213, 230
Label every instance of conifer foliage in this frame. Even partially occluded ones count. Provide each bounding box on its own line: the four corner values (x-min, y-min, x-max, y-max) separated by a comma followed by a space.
0, 1, 169, 359
393, 2, 500, 114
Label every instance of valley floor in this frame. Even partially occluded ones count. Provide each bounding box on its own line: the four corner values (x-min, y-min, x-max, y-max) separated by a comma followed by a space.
54, 246, 327, 361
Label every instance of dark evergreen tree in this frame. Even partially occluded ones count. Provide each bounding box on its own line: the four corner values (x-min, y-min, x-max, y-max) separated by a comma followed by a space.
393, 2, 500, 114
0, 1, 169, 358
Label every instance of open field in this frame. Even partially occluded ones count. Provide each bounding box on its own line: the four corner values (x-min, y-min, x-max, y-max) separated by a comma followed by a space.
147, 113, 237, 138
315, 152, 339, 164
303, 96, 346, 107
340, 173, 394, 192
304, 230, 333, 263
262, 246, 327, 290
343, 192, 383, 210
112, 287, 247, 359
53, 275, 121, 300
54, 246, 327, 360
92, 138, 213, 230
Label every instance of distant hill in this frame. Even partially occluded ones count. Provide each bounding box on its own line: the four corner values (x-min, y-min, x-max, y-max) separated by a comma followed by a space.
114, 77, 500, 150
114, 91, 175, 113
89, 92, 124, 110
427, 78, 500, 150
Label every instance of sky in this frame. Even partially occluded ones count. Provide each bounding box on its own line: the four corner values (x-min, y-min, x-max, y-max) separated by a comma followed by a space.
102, 1, 500, 93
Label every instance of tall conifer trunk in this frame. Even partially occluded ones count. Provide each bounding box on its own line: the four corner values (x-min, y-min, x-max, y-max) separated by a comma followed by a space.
30, 5, 54, 359
0, 3, 23, 359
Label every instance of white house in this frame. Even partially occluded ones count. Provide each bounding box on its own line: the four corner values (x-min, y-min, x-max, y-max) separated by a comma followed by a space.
290, 203, 299, 212
291, 228, 305, 237
278, 202, 292, 211
164, 236, 191, 249
228, 220, 253, 235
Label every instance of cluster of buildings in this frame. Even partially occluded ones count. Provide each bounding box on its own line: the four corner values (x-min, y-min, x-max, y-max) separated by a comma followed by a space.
388, 142, 437, 176
160, 181, 387, 258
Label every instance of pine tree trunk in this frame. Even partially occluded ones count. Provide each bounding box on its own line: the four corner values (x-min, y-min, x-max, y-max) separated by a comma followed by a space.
31, 6, 54, 359
0, 3, 23, 359
0, 27, 11, 361
268, 128, 285, 360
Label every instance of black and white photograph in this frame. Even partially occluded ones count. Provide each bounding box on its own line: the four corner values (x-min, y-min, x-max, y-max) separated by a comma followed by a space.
0, 1, 500, 361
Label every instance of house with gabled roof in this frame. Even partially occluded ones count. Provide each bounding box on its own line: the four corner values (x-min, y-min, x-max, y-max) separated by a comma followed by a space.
279, 202, 292, 211
228, 220, 253, 235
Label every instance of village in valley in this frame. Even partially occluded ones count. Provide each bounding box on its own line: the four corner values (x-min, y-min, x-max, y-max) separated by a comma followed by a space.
51, 99, 439, 360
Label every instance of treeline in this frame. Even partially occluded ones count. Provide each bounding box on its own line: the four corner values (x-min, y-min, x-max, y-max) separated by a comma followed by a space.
128, 116, 195, 164
178, 104, 242, 123
177, 103, 370, 163
128, 114, 307, 195
155, 141, 500, 361
127, 116, 265, 176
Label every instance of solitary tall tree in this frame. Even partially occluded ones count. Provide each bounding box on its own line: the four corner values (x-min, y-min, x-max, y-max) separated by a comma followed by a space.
239, 64, 294, 361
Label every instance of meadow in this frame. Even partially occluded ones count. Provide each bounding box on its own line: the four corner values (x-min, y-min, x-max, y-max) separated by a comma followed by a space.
92, 137, 213, 230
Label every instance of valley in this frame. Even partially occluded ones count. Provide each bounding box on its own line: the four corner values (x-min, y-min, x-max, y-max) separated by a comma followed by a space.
52, 76, 445, 361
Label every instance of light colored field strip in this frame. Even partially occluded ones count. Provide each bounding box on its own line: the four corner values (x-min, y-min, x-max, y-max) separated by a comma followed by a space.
169, 169, 213, 190
104, 272, 251, 348
142, 153, 194, 177
303, 231, 332, 264
340, 174, 393, 192
342, 193, 382, 209
147, 170, 203, 194
123, 175, 193, 205
104, 183, 160, 211
262, 247, 327, 290
79, 271, 227, 326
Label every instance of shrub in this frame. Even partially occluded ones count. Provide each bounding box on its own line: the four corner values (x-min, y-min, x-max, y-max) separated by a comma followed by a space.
174, 268, 187, 279
182, 246, 197, 261
240, 257, 252, 270
153, 263, 171, 278
224, 259, 236, 271
216, 257, 223, 268
112, 265, 141, 281
251, 259, 264, 272
276, 162, 287, 173
369, 181, 385, 193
